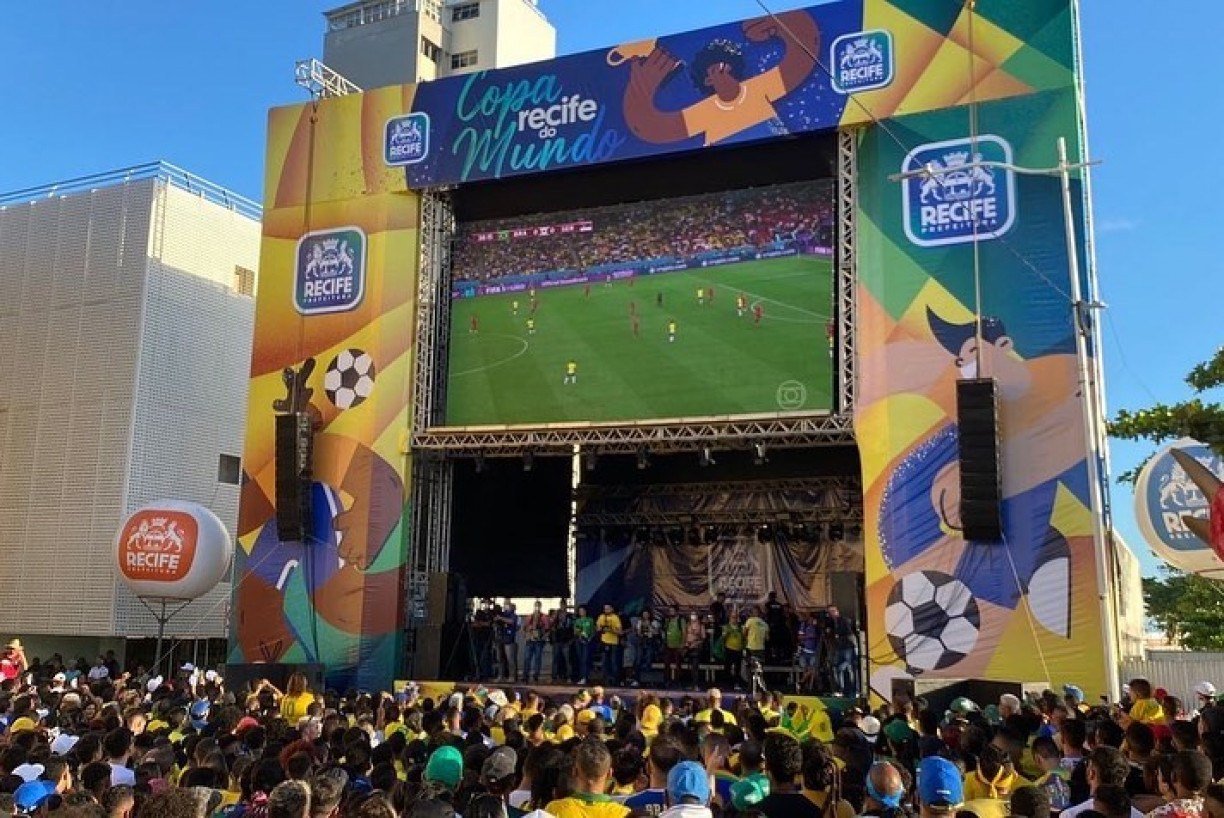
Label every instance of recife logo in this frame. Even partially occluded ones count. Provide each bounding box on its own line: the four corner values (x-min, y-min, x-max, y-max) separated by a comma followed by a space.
294, 227, 366, 315
830, 29, 893, 94
902, 135, 1016, 248
385, 112, 430, 166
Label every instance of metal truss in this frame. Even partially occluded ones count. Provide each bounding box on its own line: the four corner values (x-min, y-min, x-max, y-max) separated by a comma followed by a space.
293, 58, 362, 99
577, 508, 864, 527
407, 454, 453, 622
837, 128, 859, 416
411, 190, 455, 432
407, 191, 458, 622
413, 413, 855, 456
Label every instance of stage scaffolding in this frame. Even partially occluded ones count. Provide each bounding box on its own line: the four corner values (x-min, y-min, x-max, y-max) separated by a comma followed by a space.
405, 133, 863, 623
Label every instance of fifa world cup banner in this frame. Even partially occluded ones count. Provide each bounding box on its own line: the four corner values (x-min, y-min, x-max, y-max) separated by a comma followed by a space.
400, 0, 1069, 187
854, 81, 1109, 696
230, 87, 420, 690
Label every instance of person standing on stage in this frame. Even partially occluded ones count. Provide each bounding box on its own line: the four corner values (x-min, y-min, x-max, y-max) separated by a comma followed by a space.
574, 605, 595, 685
551, 601, 575, 684
596, 604, 624, 686
744, 606, 770, 669
633, 608, 661, 688
685, 613, 707, 690
797, 610, 822, 694
524, 601, 549, 684
722, 608, 745, 690
827, 605, 858, 696
496, 601, 520, 682
663, 605, 686, 689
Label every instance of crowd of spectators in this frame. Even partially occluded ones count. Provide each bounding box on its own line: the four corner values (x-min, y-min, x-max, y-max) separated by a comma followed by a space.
4, 633, 1224, 818
453, 183, 834, 284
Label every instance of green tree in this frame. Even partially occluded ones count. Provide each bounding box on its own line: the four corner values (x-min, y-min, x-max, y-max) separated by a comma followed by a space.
1109, 346, 1224, 482
1111, 348, 1224, 646
1142, 570, 1224, 650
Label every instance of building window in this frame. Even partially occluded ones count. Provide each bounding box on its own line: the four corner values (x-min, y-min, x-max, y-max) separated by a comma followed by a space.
420, 36, 441, 62
451, 50, 479, 69
233, 265, 255, 296
451, 2, 480, 21
218, 454, 241, 485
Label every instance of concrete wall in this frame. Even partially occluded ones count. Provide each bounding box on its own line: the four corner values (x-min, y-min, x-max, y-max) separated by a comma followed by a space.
0, 181, 154, 636
115, 182, 259, 639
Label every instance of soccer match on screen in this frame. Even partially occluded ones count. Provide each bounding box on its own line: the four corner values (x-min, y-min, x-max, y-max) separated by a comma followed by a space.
445, 180, 835, 426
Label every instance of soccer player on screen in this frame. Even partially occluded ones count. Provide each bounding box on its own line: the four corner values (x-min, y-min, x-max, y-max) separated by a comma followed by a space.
753, 303, 763, 326
657, 292, 664, 308
584, 284, 591, 299
527, 317, 536, 335
469, 314, 479, 334
736, 293, 747, 317
631, 315, 641, 338
668, 319, 677, 343
708, 285, 716, 304
629, 300, 636, 316
530, 296, 539, 314
512, 299, 520, 316
697, 287, 705, 306
565, 359, 578, 385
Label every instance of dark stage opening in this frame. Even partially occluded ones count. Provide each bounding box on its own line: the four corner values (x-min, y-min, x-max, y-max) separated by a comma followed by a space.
449, 455, 572, 598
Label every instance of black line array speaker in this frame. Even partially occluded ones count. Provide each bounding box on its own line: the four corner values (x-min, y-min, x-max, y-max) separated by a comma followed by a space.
427, 572, 468, 624
956, 378, 1003, 542
275, 412, 314, 542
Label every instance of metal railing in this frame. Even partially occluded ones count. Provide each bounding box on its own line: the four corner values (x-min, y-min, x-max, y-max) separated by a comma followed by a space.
0, 161, 262, 221
294, 58, 363, 99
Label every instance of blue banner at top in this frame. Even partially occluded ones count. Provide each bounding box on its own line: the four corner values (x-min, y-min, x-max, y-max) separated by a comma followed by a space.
403, 3, 869, 187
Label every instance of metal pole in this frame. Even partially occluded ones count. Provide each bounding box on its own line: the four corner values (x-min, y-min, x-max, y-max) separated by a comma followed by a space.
1057, 136, 1120, 699
155, 598, 167, 678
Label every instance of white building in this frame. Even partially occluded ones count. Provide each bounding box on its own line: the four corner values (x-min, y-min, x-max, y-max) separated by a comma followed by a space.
322, 0, 556, 88
0, 163, 260, 667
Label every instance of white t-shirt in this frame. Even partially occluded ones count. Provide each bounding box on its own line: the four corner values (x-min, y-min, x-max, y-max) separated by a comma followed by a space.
109, 762, 135, 786
88, 666, 110, 681
1059, 798, 1143, 818
508, 790, 532, 810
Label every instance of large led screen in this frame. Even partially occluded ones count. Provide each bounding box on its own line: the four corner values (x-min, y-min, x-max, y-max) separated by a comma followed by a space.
444, 180, 835, 427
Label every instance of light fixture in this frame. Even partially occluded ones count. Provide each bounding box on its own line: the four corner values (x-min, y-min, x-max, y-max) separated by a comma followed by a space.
753, 443, 767, 465
523, 451, 534, 472
700, 447, 715, 467
474, 451, 485, 473
585, 451, 598, 472
636, 446, 649, 470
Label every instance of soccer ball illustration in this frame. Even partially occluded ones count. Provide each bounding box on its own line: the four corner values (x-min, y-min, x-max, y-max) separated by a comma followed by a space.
323, 348, 376, 409
885, 570, 981, 672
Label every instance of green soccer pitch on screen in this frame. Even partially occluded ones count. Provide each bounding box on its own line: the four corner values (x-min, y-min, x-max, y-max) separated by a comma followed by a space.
443, 180, 836, 427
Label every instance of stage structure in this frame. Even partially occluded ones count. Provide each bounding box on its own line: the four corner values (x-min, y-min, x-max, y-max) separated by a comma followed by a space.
232, 0, 1118, 697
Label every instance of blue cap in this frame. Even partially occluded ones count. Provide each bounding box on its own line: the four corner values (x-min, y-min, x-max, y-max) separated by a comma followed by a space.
1063, 684, 1085, 704
15, 779, 58, 813
918, 756, 963, 808
667, 761, 711, 805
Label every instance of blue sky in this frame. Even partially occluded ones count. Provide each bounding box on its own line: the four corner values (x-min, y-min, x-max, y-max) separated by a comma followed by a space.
2, 1, 1218, 576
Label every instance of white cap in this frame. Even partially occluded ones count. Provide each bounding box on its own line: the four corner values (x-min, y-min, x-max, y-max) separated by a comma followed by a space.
146, 675, 164, 693
204, 670, 219, 682
861, 715, 881, 742
52, 673, 66, 683
179, 663, 196, 672
51, 734, 80, 756
1196, 681, 1217, 698
999, 693, 1021, 710
12, 763, 45, 782
448, 692, 464, 710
